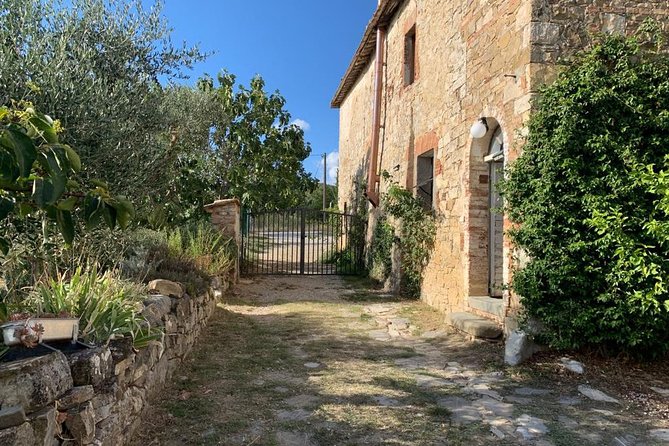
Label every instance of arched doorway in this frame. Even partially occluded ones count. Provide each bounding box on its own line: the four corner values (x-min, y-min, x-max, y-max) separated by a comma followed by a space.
485, 127, 504, 297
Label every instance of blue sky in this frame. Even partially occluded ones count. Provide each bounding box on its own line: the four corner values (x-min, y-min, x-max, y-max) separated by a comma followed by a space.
158, 0, 377, 184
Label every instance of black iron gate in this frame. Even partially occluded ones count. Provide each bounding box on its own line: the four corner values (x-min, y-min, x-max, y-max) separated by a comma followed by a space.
240, 208, 365, 275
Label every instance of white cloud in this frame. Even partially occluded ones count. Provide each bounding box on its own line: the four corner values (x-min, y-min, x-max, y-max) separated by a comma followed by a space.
319, 151, 339, 184
291, 118, 311, 132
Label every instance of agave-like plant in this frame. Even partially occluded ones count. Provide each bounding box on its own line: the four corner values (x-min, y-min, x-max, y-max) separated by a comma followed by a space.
31, 266, 160, 347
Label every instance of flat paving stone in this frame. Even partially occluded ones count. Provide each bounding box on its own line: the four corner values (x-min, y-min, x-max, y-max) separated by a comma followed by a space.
514, 387, 551, 396
414, 374, 455, 388
475, 397, 514, 417
303, 362, 321, 369
368, 329, 391, 341
420, 330, 447, 339
393, 357, 424, 369
558, 396, 582, 406
515, 414, 548, 440
464, 383, 503, 401
578, 385, 620, 404
649, 429, 669, 441
437, 396, 481, 424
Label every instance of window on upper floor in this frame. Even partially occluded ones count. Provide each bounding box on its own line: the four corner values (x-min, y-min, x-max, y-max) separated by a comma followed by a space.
404, 26, 416, 86
416, 149, 434, 209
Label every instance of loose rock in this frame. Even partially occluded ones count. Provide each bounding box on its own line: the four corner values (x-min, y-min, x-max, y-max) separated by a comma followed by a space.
505, 330, 540, 366
148, 279, 184, 298
560, 358, 585, 374
578, 385, 620, 404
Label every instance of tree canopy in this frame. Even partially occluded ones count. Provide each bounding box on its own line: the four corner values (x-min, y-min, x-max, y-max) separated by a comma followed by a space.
0, 0, 316, 224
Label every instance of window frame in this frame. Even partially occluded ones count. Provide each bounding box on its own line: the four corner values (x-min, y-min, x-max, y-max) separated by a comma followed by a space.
404, 26, 417, 86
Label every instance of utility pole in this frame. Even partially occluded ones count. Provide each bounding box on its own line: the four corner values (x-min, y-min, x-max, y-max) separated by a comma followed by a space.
323, 153, 327, 210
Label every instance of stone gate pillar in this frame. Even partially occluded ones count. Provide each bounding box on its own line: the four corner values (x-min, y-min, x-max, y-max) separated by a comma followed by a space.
204, 198, 241, 281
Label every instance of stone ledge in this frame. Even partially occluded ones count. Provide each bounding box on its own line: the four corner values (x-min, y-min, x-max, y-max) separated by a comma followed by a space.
447, 312, 503, 339
467, 296, 505, 319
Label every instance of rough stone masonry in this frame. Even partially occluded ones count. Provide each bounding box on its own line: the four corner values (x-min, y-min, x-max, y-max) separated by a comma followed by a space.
332, 0, 669, 336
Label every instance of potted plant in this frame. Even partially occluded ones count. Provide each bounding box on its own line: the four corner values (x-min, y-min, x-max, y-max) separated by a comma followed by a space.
1, 312, 79, 348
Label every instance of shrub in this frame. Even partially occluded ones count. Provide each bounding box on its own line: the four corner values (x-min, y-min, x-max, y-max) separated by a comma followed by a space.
501, 23, 669, 357
165, 222, 236, 278
382, 182, 436, 298
29, 267, 159, 347
367, 216, 394, 282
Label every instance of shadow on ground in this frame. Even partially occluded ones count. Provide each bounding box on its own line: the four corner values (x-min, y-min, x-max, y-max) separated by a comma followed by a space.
132, 276, 669, 446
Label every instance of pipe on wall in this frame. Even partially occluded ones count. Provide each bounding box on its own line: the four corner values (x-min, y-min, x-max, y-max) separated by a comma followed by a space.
366, 25, 386, 207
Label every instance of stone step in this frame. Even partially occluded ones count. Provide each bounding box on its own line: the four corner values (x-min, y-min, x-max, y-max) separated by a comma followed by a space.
468, 296, 505, 319
447, 312, 503, 339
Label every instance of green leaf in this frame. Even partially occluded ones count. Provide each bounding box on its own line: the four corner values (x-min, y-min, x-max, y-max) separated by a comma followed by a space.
32, 179, 50, 208
0, 149, 19, 182
18, 203, 33, 217
29, 116, 58, 144
114, 199, 134, 229
102, 204, 117, 229
91, 179, 109, 190
84, 195, 102, 228
57, 196, 78, 211
56, 209, 75, 244
0, 196, 14, 220
62, 145, 81, 172
0, 128, 37, 178
0, 237, 8, 255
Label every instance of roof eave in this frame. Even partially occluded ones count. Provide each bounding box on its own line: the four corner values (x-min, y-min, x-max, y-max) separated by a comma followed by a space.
330, 0, 405, 109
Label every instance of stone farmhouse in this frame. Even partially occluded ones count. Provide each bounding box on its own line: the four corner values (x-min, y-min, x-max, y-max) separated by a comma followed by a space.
332, 0, 668, 339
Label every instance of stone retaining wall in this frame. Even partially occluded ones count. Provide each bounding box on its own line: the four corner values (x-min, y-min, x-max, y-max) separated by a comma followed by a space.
0, 276, 229, 446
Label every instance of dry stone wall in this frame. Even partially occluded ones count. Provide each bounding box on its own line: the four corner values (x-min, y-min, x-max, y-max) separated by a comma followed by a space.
0, 277, 230, 446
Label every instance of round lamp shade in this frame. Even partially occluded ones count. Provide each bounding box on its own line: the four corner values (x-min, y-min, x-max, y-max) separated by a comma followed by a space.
470, 119, 488, 139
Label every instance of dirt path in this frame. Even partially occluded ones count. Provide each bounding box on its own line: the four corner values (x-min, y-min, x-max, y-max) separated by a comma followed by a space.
132, 276, 668, 445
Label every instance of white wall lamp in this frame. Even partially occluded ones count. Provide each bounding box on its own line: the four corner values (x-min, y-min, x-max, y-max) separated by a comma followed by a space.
470, 117, 489, 139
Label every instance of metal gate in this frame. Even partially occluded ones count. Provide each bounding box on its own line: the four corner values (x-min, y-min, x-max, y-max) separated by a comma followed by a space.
240, 208, 365, 275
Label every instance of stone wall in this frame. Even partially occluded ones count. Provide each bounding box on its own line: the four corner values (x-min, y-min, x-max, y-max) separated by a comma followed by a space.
0, 277, 229, 445
338, 0, 534, 314
529, 0, 669, 91
336, 0, 669, 322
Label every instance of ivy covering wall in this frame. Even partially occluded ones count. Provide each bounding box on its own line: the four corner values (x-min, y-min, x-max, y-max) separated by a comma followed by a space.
502, 22, 669, 357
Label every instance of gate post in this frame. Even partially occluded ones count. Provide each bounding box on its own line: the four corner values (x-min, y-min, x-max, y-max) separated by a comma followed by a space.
204, 198, 241, 282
